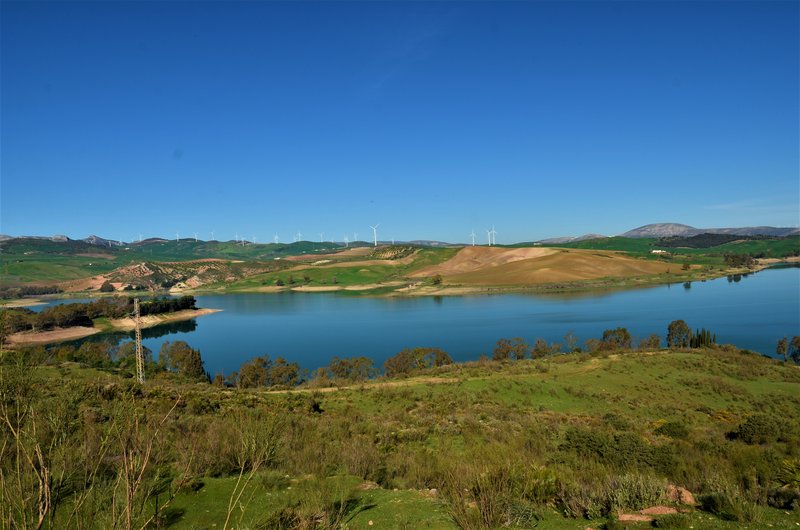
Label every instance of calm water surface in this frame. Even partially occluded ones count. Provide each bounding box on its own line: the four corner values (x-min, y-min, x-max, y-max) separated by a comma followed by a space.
57, 267, 800, 376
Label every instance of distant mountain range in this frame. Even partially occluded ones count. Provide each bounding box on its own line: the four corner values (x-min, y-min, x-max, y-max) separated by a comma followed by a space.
537, 233, 608, 244
2, 224, 798, 247
536, 223, 798, 243
619, 223, 800, 239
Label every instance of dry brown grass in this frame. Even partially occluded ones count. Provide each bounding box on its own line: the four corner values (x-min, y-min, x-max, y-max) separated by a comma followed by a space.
410, 247, 674, 286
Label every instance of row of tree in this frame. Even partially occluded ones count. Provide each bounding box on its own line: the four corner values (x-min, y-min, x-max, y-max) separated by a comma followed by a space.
17, 339, 208, 381
223, 347, 454, 389
0, 284, 63, 299
0, 295, 197, 335
776, 336, 800, 364
223, 354, 302, 388
723, 253, 756, 269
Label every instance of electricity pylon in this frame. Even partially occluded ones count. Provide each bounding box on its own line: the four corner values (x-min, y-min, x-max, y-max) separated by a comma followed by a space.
134, 298, 145, 384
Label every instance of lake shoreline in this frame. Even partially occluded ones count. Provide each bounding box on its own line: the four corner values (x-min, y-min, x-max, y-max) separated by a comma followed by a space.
3, 258, 797, 305
185, 258, 798, 298
6, 308, 221, 346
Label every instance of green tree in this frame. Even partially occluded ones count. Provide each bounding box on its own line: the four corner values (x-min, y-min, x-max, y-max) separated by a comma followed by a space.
667, 320, 691, 348
601, 327, 632, 350
327, 356, 375, 381
159, 341, 206, 380
492, 338, 529, 361
638, 334, 661, 350
116, 342, 153, 371
384, 347, 452, 376
531, 338, 549, 358
237, 355, 271, 388
790, 336, 800, 364
690, 328, 716, 348
269, 356, 300, 386
564, 331, 579, 353
76, 342, 114, 367
776, 337, 788, 362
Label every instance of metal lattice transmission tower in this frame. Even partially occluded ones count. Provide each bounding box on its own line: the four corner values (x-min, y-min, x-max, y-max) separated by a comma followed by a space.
133, 298, 145, 384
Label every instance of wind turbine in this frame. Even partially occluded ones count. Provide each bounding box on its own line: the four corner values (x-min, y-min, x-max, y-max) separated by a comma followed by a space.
139, 233, 143, 243
486, 229, 492, 246
194, 232, 198, 243
274, 233, 279, 244
296, 230, 302, 242
252, 235, 256, 244
491, 225, 497, 246
234, 232, 239, 243
354, 232, 358, 242
470, 230, 476, 246
176, 231, 180, 243
320, 232, 324, 243
369, 224, 379, 247
344, 235, 349, 247
211, 231, 215, 241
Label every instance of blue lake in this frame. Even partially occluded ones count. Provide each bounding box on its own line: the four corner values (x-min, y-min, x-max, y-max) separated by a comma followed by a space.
54, 266, 800, 376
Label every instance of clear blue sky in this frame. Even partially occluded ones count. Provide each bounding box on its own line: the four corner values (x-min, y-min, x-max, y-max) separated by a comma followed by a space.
2, 1, 798, 244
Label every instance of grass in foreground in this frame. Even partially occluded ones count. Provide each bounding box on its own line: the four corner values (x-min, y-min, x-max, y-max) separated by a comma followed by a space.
3, 345, 800, 528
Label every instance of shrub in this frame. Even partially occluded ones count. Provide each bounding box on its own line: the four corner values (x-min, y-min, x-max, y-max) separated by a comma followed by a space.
699, 491, 762, 522
260, 470, 290, 491
601, 327, 632, 350
731, 414, 781, 444
520, 466, 559, 505
384, 347, 452, 376
493, 337, 529, 361
607, 473, 667, 511
767, 487, 799, 510
556, 475, 609, 519
655, 421, 690, 440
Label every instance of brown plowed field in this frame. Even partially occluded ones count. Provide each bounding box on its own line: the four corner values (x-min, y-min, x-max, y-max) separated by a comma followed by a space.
410, 247, 673, 286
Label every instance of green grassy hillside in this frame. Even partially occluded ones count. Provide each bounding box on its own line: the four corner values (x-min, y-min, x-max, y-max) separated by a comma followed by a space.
0, 238, 354, 286
537, 235, 800, 258
3, 345, 800, 529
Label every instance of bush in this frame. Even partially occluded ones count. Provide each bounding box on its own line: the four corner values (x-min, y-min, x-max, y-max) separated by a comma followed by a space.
260, 470, 291, 491
767, 487, 800, 510
731, 414, 781, 444
607, 473, 667, 511
562, 428, 677, 474
655, 421, 690, 440
652, 513, 692, 528
699, 491, 762, 523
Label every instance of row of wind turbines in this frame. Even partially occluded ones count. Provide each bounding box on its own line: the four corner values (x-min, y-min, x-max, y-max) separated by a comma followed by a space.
470, 226, 498, 246
139, 224, 498, 247
158, 225, 384, 248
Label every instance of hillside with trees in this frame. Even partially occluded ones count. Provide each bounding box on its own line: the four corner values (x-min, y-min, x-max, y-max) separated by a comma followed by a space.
2, 323, 799, 529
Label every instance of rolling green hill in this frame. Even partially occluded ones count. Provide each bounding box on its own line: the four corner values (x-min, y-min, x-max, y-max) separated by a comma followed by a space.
4, 345, 800, 528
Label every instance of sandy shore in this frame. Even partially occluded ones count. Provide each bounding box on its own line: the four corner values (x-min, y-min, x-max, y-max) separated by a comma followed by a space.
0, 298, 47, 308
107, 308, 222, 331
7, 326, 100, 345
6, 308, 222, 346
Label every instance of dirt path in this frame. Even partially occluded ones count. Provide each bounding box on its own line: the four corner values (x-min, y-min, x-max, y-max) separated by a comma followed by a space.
265, 376, 460, 394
